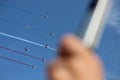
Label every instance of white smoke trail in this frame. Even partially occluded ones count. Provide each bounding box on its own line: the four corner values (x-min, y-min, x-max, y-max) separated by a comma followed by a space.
107, 0, 120, 33
0, 32, 57, 51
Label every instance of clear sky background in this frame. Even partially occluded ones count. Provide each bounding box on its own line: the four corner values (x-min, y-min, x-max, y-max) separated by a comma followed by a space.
0, 0, 120, 80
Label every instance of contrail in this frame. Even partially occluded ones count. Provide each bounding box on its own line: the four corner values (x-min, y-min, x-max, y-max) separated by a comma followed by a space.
0, 32, 56, 51
0, 55, 34, 68
0, 46, 45, 62
0, 17, 50, 35
0, 2, 41, 15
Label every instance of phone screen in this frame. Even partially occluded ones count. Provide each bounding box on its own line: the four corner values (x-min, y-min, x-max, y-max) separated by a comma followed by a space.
0, 0, 120, 80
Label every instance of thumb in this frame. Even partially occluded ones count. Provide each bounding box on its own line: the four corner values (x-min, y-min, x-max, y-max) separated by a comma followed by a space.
59, 34, 89, 59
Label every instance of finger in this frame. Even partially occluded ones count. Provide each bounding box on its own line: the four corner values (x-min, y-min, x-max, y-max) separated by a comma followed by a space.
60, 34, 90, 58
48, 59, 74, 80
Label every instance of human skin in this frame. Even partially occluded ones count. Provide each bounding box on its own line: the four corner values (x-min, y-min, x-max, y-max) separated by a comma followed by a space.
48, 34, 105, 80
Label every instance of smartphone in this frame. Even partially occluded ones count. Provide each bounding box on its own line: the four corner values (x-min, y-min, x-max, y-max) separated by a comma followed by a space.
77, 0, 110, 49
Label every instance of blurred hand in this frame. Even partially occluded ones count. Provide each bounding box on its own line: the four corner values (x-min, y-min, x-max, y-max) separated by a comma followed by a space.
48, 34, 105, 80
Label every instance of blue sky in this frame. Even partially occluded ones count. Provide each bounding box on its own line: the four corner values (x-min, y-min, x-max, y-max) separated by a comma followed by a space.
0, 0, 120, 80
